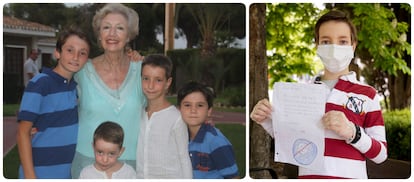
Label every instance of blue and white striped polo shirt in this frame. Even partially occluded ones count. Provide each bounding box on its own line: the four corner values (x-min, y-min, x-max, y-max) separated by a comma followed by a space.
18, 68, 78, 179
189, 123, 239, 179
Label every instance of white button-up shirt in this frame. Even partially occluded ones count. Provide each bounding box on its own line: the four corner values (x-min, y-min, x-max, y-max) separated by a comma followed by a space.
136, 105, 192, 178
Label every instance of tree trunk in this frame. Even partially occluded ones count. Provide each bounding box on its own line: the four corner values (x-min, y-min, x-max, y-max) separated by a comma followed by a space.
388, 71, 411, 110
164, 3, 175, 54
249, 3, 273, 179
201, 31, 216, 58
388, 3, 411, 110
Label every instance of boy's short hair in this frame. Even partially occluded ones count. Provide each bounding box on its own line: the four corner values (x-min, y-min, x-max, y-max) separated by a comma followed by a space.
56, 25, 91, 52
93, 121, 124, 148
142, 54, 173, 78
314, 10, 358, 44
177, 81, 215, 109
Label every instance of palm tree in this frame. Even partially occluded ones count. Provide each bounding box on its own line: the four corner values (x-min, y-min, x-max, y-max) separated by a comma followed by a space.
185, 4, 241, 58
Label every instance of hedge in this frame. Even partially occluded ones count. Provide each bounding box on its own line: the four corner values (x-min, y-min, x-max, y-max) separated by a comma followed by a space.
383, 108, 411, 161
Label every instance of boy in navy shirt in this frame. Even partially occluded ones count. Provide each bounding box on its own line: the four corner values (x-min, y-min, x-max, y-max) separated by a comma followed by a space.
177, 81, 239, 179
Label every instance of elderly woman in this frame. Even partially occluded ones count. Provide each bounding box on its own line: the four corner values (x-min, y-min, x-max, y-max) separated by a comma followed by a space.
71, 3, 145, 178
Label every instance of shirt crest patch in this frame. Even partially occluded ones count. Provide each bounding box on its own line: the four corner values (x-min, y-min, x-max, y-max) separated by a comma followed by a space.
344, 96, 366, 115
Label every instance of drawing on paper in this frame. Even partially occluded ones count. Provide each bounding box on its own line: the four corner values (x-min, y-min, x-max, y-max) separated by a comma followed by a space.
292, 138, 317, 165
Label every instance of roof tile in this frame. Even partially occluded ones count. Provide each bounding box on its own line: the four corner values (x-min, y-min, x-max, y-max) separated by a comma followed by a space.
3, 16, 55, 33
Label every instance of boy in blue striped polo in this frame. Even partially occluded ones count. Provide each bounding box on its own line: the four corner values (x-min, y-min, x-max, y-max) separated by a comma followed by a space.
177, 81, 239, 179
16, 26, 90, 179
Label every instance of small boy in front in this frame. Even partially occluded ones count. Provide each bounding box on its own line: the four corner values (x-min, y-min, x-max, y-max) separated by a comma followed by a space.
79, 121, 136, 179
177, 81, 239, 179
17, 26, 90, 179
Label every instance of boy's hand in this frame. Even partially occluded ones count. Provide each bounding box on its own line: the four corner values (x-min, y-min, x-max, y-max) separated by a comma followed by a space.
126, 47, 144, 62
322, 110, 355, 141
204, 117, 215, 126
250, 98, 272, 123
31, 127, 38, 138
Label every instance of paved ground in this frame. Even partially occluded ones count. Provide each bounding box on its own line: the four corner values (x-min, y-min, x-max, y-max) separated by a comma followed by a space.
2, 111, 245, 157
211, 110, 246, 125
3, 116, 18, 157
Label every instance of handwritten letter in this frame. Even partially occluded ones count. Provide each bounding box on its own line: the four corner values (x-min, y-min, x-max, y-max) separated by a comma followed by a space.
272, 82, 327, 170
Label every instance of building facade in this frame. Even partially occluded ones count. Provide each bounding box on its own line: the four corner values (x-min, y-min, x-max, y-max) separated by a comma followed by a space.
3, 16, 56, 104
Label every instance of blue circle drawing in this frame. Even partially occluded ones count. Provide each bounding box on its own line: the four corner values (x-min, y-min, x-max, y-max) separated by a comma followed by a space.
292, 138, 318, 165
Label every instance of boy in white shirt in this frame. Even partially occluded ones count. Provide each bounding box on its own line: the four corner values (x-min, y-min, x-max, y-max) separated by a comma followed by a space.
136, 54, 192, 178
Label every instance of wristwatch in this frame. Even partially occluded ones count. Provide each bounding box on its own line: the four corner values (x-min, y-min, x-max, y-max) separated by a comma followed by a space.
350, 123, 361, 144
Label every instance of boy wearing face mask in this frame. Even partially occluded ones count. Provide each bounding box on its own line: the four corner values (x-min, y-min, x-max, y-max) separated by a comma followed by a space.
250, 10, 387, 179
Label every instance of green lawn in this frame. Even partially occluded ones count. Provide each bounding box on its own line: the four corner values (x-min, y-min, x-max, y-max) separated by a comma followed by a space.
3, 146, 19, 179
3, 104, 19, 116
3, 123, 246, 179
215, 123, 246, 178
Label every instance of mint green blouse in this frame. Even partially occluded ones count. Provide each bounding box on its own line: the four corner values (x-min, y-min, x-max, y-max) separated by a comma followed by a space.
72, 60, 145, 176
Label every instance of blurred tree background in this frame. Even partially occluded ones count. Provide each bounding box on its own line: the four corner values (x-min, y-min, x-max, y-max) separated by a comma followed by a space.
264, 3, 410, 110
4, 3, 245, 57
3, 3, 246, 106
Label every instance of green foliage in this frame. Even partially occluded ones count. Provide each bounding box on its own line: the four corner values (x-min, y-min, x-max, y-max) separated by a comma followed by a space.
217, 84, 246, 107
350, 3, 411, 76
383, 108, 411, 160
265, 3, 410, 110
265, 3, 410, 82
266, 3, 321, 86
183, 3, 245, 55
2, 104, 20, 116
168, 48, 245, 98
3, 146, 19, 179
127, 4, 164, 53
215, 123, 246, 178
215, 48, 246, 86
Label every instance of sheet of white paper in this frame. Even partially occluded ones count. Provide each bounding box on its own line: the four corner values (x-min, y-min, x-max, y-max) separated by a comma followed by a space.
272, 82, 327, 170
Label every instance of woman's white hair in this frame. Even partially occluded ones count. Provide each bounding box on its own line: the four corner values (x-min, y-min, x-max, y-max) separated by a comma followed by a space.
92, 3, 139, 42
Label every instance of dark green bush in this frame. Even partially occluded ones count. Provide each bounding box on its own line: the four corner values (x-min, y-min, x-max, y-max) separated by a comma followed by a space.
383, 108, 411, 161
218, 84, 246, 107
167, 48, 245, 94
215, 48, 246, 86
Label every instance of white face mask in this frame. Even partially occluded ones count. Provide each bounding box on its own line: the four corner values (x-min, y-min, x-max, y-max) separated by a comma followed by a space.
316, 44, 354, 73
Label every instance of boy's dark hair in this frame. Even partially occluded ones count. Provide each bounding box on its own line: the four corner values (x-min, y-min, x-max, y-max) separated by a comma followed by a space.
314, 10, 357, 44
141, 54, 173, 78
56, 25, 91, 52
93, 121, 124, 148
177, 81, 214, 109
